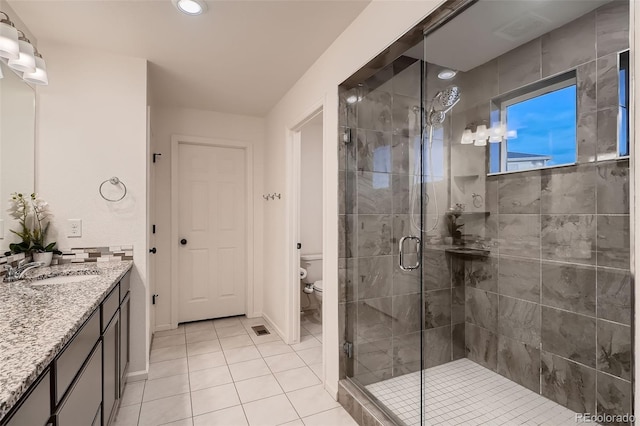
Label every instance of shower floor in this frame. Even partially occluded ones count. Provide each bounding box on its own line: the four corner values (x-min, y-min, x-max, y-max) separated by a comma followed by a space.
365, 358, 590, 426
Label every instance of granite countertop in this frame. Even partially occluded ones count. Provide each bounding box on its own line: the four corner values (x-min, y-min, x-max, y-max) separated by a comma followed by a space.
0, 260, 133, 420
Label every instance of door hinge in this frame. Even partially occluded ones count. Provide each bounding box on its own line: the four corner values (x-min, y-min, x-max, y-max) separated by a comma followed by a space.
152, 294, 159, 305
343, 341, 353, 359
342, 127, 352, 144
152, 224, 156, 234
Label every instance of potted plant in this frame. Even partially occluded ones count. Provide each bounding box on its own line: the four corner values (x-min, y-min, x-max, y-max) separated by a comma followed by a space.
444, 204, 464, 245
6, 193, 61, 265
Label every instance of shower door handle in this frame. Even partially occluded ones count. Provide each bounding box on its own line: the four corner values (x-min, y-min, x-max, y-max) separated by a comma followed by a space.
399, 236, 421, 271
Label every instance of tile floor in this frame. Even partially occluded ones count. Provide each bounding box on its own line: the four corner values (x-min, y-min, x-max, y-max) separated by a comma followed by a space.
113, 315, 356, 426
366, 358, 595, 426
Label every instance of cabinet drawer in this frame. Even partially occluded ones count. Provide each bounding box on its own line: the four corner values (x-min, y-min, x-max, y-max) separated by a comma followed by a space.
56, 342, 102, 426
102, 284, 120, 331
5, 371, 50, 426
119, 271, 130, 302
55, 310, 100, 403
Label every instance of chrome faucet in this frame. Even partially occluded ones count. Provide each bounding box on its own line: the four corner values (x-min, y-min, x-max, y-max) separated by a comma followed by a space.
3, 261, 45, 282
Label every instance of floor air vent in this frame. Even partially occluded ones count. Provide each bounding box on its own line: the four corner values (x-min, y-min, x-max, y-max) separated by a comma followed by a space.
251, 325, 270, 336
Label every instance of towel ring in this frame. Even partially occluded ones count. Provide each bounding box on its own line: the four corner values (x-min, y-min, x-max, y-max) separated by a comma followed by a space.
99, 177, 127, 202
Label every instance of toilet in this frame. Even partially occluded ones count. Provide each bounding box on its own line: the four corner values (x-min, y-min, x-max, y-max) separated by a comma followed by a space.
300, 254, 322, 306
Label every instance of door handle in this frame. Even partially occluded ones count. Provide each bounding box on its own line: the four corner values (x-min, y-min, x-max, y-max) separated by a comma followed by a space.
149, 247, 157, 254
399, 236, 421, 271
180, 239, 188, 245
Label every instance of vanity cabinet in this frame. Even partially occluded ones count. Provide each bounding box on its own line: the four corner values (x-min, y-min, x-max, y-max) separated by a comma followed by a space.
0, 270, 132, 426
5, 371, 51, 426
56, 342, 103, 426
55, 310, 101, 404
103, 313, 119, 425
119, 291, 130, 394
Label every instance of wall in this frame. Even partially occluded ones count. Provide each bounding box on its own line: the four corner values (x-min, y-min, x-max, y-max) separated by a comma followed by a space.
262, 0, 442, 395
454, 2, 632, 417
150, 106, 265, 330
36, 41, 149, 376
300, 121, 323, 256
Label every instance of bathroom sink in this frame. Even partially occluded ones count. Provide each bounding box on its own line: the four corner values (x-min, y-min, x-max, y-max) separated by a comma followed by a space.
29, 274, 100, 285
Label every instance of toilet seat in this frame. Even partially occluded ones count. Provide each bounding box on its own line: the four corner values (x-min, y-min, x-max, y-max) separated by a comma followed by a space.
313, 280, 323, 293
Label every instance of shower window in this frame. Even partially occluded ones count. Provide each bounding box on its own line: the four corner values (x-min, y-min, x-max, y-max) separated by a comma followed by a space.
619, 50, 629, 157
490, 74, 577, 173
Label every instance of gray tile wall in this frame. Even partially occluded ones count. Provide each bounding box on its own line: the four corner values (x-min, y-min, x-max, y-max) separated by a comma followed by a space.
339, 58, 433, 387
461, 2, 631, 418
338, 0, 632, 421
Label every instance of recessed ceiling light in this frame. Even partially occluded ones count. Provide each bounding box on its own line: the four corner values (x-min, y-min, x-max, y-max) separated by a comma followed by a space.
438, 69, 457, 80
172, 0, 207, 15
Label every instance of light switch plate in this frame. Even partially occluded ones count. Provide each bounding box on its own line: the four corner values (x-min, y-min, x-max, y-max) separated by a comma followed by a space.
67, 219, 82, 237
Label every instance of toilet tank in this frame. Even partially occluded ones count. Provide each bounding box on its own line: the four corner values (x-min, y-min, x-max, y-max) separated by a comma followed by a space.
301, 254, 322, 283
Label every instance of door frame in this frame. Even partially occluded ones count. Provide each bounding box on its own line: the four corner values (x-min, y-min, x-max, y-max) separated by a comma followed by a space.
285, 100, 324, 345
170, 134, 255, 327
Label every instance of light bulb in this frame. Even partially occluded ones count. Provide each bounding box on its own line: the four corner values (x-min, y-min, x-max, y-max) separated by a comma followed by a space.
474, 138, 487, 147
0, 14, 18, 60
490, 124, 505, 137
173, 0, 207, 15
438, 69, 457, 80
475, 124, 488, 139
460, 129, 474, 144
8, 34, 35, 73
23, 52, 47, 85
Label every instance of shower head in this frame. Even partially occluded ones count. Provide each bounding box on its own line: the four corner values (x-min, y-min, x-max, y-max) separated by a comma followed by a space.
433, 86, 460, 113
426, 86, 460, 126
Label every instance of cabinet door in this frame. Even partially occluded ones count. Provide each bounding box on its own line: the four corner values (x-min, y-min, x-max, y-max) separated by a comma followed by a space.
119, 292, 130, 393
5, 371, 50, 426
56, 342, 102, 426
55, 311, 100, 403
103, 314, 119, 425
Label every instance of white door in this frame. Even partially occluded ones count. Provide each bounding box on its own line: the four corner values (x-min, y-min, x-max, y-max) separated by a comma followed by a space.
178, 143, 246, 322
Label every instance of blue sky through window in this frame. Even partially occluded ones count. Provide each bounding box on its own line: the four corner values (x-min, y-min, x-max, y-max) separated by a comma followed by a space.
504, 85, 577, 169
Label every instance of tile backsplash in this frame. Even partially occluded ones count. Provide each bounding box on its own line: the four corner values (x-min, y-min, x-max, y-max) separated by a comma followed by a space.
0, 245, 134, 277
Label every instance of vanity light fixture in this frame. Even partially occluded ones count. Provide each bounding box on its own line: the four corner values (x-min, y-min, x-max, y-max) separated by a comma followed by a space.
8, 30, 35, 73
172, 0, 207, 15
22, 50, 47, 85
0, 12, 18, 60
461, 122, 507, 146
0, 13, 48, 85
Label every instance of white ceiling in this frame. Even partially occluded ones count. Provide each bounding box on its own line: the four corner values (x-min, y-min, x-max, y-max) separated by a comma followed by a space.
405, 0, 610, 72
8, 0, 370, 116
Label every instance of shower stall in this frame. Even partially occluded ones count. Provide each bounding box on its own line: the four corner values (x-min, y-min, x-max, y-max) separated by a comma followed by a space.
338, 1, 633, 424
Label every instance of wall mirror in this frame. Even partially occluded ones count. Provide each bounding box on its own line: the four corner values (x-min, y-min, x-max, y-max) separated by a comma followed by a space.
0, 61, 36, 254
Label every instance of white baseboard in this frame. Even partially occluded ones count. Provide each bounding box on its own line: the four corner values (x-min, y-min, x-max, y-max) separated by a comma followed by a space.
127, 369, 148, 382
325, 381, 338, 400
261, 312, 286, 341
154, 324, 176, 332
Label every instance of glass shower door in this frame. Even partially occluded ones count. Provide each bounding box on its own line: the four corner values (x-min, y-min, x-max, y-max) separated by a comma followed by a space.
339, 53, 427, 425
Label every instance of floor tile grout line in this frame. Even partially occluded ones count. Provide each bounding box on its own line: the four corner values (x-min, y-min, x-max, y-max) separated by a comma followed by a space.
130, 316, 335, 426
